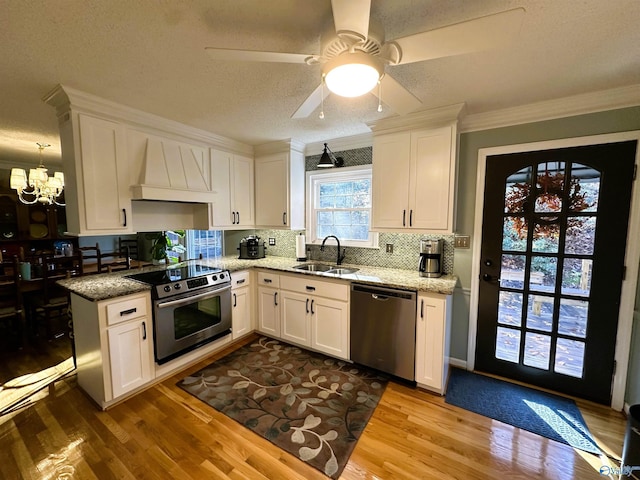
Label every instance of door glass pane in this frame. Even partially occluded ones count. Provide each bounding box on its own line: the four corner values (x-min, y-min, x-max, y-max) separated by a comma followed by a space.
526, 294, 554, 332
524, 332, 551, 370
532, 221, 559, 253
570, 163, 600, 212
500, 254, 527, 289
498, 291, 523, 326
562, 258, 592, 297
530, 256, 557, 292
554, 338, 585, 378
565, 216, 596, 255
496, 326, 521, 363
502, 217, 527, 251
558, 299, 588, 338
505, 166, 533, 213
536, 162, 565, 214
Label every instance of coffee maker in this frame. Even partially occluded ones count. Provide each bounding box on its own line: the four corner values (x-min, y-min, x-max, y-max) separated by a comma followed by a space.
419, 239, 443, 278
238, 235, 266, 259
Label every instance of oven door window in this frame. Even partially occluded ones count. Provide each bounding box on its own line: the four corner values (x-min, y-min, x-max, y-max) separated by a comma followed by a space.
174, 295, 222, 340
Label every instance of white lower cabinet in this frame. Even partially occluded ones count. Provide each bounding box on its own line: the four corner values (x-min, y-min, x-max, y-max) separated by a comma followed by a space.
415, 292, 452, 394
280, 274, 349, 360
231, 270, 252, 340
256, 271, 281, 337
72, 291, 154, 408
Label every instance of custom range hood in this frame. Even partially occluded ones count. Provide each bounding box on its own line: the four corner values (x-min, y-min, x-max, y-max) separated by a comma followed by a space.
130, 132, 215, 203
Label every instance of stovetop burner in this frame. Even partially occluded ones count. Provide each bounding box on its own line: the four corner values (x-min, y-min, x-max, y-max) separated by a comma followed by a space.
125, 264, 229, 299
126, 264, 222, 285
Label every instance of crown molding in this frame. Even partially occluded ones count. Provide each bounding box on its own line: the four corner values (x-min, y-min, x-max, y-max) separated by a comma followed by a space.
305, 133, 373, 156
253, 138, 306, 157
43, 84, 254, 156
368, 103, 466, 135
459, 84, 640, 133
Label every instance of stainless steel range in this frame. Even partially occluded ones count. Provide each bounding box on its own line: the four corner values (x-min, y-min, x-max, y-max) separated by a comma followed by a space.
126, 263, 232, 364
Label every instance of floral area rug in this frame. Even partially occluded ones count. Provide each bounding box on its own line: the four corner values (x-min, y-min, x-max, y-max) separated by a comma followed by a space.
177, 337, 388, 478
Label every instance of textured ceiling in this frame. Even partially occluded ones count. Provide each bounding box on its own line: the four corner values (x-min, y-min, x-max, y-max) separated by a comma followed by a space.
1, 0, 639, 166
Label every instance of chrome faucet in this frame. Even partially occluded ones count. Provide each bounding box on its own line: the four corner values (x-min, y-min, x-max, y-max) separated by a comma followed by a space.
320, 235, 345, 265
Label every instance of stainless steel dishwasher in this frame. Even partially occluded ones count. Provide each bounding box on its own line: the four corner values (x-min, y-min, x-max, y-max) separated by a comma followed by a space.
350, 283, 417, 381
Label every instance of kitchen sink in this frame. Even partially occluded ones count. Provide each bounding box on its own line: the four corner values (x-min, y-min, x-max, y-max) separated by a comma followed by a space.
293, 263, 333, 272
327, 267, 359, 275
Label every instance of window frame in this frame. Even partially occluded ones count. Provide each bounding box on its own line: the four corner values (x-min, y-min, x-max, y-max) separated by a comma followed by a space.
306, 165, 378, 249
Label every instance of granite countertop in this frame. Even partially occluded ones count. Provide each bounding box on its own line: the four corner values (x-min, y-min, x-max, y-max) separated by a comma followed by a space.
59, 256, 458, 301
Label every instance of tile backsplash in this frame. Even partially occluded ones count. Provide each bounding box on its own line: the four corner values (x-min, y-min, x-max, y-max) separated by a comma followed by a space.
227, 229, 455, 274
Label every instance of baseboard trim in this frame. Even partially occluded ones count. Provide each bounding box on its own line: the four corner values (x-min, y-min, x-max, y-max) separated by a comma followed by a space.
449, 358, 467, 370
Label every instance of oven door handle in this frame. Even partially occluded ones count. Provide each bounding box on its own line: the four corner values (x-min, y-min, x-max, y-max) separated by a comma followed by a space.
156, 285, 231, 309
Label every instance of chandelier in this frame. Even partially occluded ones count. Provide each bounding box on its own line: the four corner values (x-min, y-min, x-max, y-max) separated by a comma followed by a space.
10, 143, 65, 206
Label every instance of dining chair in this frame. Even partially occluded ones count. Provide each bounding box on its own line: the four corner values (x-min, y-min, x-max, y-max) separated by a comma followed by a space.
78, 243, 100, 275
98, 245, 131, 273
29, 253, 82, 340
118, 237, 139, 260
0, 255, 25, 350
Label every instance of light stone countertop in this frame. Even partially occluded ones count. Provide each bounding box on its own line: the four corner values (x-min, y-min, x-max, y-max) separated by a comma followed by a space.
59, 255, 458, 301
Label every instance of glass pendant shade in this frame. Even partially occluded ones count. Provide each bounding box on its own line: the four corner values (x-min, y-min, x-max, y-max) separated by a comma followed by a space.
323, 52, 383, 98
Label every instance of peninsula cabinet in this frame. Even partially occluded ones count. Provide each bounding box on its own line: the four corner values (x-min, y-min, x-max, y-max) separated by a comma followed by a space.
231, 270, 252, 339
415, 292, 452, 394
372, 125, 457, 233
254, 145, 305, 230
210, 149, 255, 228
61, 113, 133, 236
256, 270, 281, 337
280, 274, 349, 360
72, 292, 154, 409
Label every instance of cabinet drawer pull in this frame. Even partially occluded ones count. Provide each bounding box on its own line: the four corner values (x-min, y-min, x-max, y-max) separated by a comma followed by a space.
263, 278, 272, 283
236, 279, 246, 285
142, 321, 147, 340
305, 286, 315, 291
120, 307, 136, 316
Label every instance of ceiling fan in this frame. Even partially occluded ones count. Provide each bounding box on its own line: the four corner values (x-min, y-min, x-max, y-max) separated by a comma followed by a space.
205, 0, 525, 118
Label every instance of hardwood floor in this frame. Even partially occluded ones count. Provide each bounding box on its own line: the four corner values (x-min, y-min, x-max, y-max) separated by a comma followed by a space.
0, 335, 628, 479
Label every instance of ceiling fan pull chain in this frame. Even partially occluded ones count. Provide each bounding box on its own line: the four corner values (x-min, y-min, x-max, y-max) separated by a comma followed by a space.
319, 77, 325, 119
377, 80, 382, 112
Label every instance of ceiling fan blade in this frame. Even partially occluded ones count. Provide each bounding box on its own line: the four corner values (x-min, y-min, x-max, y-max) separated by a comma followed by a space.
372, 75, 422, 116
291, 84, 331, 119
331, 0, 371, 42
388, 8, 525, 65
205, 47, 313, 64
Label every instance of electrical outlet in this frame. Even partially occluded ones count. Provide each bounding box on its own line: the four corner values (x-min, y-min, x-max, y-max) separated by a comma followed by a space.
386, 243, 393, 253
454, 235, 471, 249
268, 238, 276, 246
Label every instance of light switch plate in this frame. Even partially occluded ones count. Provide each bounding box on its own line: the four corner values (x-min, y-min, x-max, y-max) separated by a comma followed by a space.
454, 235, 471, 249
268, 238, 276, 246
386, 243, 393, 253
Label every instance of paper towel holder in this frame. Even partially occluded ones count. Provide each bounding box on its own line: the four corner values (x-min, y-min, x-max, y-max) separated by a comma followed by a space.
296, 233, 307, 261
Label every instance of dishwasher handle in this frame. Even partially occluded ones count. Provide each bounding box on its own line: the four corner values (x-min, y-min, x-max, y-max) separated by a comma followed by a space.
371, 294, 389, 301
351, 283, 416, 301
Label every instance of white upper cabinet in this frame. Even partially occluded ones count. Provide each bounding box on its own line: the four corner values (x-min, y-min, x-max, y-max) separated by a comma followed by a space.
72, 113, 132, 234
372, 125, 457, 233
254, 141, 305, 230
210, 148, 254, 228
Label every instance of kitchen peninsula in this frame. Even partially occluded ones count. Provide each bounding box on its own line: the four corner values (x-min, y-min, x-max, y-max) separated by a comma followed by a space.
60, 257, 456, 409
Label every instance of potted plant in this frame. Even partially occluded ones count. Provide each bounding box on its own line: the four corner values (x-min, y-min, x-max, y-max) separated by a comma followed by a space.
147, 230, 186, 264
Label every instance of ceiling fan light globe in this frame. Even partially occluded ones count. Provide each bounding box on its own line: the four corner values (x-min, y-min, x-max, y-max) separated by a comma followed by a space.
323, 52, 382, 98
